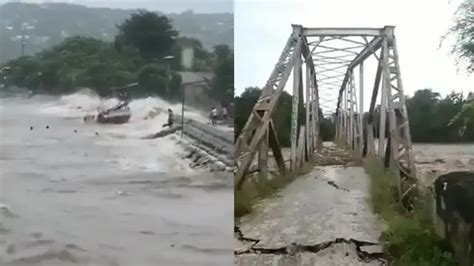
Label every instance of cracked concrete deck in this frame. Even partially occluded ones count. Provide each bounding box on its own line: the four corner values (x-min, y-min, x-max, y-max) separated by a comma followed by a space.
235, 165, 386, 265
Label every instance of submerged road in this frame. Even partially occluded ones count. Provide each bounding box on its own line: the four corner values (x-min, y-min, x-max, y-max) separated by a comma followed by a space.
235, 161, 386, 265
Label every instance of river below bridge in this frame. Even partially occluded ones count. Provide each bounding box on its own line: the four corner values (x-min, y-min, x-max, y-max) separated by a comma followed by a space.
0, 91, 233, 266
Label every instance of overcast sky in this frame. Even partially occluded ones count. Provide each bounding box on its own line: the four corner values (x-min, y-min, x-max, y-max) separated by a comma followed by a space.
235, 0, 474, 106
0, 0, 233, 13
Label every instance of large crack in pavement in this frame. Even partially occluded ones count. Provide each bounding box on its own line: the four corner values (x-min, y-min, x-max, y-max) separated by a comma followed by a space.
234, 226, 387, 264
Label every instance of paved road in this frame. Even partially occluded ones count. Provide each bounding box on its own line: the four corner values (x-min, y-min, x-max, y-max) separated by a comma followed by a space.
235, 164, 386, 265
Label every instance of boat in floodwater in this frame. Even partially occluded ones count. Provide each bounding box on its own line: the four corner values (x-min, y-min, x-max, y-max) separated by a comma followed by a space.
84, 103, 131, 124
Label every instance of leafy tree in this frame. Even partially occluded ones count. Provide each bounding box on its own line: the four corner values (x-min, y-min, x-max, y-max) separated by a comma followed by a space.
136, 63, 181, 99
115, 10, 179, 61
214, 44, 231, 62
448, 92, 474, 136
446, 0, 474, 72
2, 36, 142, 95
235, 87, 473, 146
212, 47, 234, 105
406, 89, 441, 141
235, 87, 335, 146
235, 87, 260, 140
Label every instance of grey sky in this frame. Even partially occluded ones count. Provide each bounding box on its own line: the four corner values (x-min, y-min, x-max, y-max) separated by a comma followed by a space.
235, 0, 473, 105
0, 0, 233, 13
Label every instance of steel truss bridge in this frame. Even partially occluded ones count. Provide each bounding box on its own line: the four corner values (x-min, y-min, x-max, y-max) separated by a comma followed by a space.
235, 25, 417, 202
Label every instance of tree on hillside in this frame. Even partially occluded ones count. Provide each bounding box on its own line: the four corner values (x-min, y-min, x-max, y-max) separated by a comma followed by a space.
234, 87, 335, 146
2, 37, 143, 95
137, 63, 181, 99
214, 44, 231, 62
115, 10, 179, 61
446, 0, 474, 72
212, 45, 234, 105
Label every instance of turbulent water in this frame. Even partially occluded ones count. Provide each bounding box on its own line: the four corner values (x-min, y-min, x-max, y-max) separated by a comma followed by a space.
0, 90, 233, 266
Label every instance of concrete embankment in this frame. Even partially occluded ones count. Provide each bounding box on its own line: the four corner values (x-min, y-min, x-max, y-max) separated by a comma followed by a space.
143, 117, 234, 173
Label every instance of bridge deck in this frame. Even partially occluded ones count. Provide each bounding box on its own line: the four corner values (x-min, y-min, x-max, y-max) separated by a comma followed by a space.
235, 147, 386, 265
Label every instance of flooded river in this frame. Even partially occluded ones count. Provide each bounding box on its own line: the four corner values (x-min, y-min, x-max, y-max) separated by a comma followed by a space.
0, 91, 233, 266
414, 143, 474, 187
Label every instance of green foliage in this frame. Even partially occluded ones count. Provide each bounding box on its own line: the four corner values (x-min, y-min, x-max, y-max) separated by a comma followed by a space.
211, 46, 234, 105
234, 87, 260, 140
214, 44, 232, 62
448, 92, 474, 136
2, 36, 143, 96
136, 63, 181, 99
0, 3, 233, 64
406, 89, 474, 142
234, 87, 336, 146
446, 0, 474, 72
115, 10, 178, 61
364, 159, 457, 266
0, 10, 234, 101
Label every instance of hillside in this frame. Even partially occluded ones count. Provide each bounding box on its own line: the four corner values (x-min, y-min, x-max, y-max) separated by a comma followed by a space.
0, 2, 233, 63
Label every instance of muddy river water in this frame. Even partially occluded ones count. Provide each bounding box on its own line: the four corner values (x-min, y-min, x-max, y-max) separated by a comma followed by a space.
0, 92, 233, 266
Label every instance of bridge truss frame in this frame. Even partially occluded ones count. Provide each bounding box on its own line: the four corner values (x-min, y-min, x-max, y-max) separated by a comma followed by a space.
235, 25, 417, 202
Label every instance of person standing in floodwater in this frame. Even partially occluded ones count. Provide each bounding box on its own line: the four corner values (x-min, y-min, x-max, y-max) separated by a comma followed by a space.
210, 107, 218, 126
162, 109, 174, 128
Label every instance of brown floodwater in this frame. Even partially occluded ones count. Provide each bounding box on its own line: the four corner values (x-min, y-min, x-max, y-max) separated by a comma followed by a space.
0, 92, 233, 266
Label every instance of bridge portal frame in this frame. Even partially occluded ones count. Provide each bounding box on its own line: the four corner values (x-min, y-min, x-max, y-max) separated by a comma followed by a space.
235, 25, 417, 203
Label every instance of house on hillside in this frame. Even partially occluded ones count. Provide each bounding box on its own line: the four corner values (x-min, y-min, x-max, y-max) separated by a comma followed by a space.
178, 71, 217, 111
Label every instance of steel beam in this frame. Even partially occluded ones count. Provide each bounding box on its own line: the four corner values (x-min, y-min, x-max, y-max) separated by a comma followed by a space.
336, 36, 383, 117
290, 48, 302, 171
359, 62, 364, 154
302, 27, 385, 37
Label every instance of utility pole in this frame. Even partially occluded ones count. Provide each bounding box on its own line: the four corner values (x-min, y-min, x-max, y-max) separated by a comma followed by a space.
180, 46, 194, 138
19, 23, 35, 57
163, 55, 174, 100
20, 34, 25, 57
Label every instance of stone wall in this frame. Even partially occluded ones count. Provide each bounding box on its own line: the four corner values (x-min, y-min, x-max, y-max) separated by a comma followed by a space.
144, 117, 234, 173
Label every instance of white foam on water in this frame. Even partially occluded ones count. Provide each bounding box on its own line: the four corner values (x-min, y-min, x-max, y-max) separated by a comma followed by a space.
38, 88, 210, 138
31, 88, 214, 174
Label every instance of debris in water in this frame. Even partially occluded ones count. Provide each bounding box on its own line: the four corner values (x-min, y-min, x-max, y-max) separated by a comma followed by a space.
0, 203, 16, 217
46, 125, 50, 129
30, 126, 33, 130
116, 190, 131, 196
95, 132, 99, 136
138, 230, 155, 235
74, 129, 77, 133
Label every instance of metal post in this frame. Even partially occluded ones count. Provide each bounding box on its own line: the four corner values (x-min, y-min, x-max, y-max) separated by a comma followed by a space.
166, 62, 170, 99
305, 64, 311, 158
181, 84, 185, 138
20, 27, 25, 57
290, 50, 301, 171
378, 42, 388, 159
359, 62, 364, 154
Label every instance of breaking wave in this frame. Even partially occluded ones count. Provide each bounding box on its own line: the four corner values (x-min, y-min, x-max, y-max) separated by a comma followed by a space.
37, 88, 209, 138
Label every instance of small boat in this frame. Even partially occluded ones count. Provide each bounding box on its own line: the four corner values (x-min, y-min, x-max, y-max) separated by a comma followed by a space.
84, 103, 131, 124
